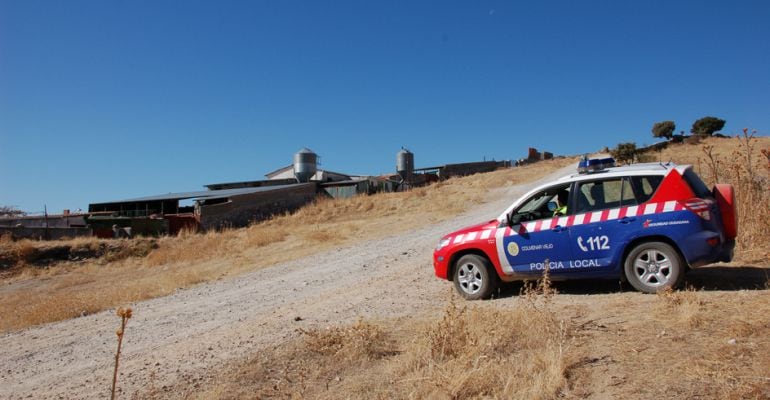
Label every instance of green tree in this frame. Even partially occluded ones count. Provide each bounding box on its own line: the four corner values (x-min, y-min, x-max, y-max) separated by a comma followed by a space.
611, 142, 638, 165
652, 120, 676, 139
691, 116, 726, 136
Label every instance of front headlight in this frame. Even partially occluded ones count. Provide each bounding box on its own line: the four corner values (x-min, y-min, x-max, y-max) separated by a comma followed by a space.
436, 238, 451, 251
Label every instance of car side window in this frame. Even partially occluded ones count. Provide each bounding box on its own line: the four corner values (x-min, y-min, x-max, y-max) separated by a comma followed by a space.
575, 178, 636, 213
629, 175, 663, 203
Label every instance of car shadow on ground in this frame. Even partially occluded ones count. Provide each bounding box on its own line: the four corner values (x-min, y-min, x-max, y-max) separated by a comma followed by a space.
494, 264, 770, 298
683, 265, 770, 291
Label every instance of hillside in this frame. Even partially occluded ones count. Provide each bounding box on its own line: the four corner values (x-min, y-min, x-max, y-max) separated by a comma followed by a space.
0, 135, 768, 399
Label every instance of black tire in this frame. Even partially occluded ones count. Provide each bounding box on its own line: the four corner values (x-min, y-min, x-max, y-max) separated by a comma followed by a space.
452, 254, 499, 300
624, 242, 684, 293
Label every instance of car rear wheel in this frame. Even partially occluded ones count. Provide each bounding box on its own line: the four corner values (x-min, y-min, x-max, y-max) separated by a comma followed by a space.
624, 242, 684, 293
453, 254, 498, 300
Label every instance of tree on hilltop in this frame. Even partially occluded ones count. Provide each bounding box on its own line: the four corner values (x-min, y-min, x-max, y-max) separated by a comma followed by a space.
652, 121, 676, 139
691, 116, 726, 136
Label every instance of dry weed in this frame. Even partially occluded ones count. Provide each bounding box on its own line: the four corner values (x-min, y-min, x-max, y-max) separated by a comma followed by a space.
144, 230, 236, 267
195, 301, 575, 400
0, 232, 13, 243
112, 307, 133, 400
242, 225, 287, 248
393, 291, 572, 399
301, 227, 341, 243
300, 320, 388, 361
14, 241, 39, 264
655, 286, 704, 328
519, 261, 558, 312
699, 131, 770, 260
427, 296, 473, 360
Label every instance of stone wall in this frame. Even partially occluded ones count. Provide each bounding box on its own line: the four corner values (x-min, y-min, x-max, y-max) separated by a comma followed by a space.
198, 183, 318, 230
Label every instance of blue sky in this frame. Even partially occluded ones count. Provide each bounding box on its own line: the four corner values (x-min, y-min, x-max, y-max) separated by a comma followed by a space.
1, 1, 769, 214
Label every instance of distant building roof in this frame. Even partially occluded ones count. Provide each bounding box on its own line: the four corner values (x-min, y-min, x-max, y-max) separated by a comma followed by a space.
264, 164, 294, 179
90, 184, 306, 207
265, 165, 353, 182
204, 178, 297, 191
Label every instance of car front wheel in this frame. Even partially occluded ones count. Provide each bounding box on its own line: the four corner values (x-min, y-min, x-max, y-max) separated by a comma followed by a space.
624, 242, 684, 293
453, 254, 498, 300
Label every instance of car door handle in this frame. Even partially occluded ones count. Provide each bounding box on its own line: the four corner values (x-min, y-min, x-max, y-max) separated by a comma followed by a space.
619, 217, 636, 224
552, 225, 567, 232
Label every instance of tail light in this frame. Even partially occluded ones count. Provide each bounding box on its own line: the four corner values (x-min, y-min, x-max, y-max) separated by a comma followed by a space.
682, 198, 712, 221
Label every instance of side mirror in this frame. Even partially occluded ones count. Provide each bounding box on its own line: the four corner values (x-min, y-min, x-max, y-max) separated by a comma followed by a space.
510, 213, 523, 226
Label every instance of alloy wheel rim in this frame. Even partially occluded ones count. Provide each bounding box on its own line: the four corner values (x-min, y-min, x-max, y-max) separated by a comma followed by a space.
633, 249, 673, 287
457, 263, 483, 294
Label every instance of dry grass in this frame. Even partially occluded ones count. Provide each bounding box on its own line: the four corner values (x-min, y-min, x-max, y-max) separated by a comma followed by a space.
655, 286, 705, 328
0, 158, 575, 332
301, 320, 390, 361
0, 257, 209, 331
694, 133, 770, 261
193, 291, 576, 400
144, 229, 240, 267
517, 284, 770, 399
184, 279, 770, 400
644, 290, 769, 398
0, 236, 156, 271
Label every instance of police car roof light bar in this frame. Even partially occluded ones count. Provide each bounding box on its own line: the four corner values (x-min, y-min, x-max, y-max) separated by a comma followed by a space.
578, 157, 616, 174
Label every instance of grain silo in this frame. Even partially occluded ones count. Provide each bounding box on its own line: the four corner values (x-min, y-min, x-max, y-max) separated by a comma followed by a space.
396, 147, 414, 183
293, 147, 317, 183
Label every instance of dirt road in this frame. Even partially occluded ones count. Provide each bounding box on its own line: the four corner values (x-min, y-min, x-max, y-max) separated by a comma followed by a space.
0, 166, 575, 399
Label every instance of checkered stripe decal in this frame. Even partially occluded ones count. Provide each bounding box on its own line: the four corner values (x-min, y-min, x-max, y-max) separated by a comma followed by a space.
453, 201, 689, 245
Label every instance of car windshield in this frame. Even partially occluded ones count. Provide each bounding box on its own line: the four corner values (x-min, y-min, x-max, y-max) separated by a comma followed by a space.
517, 191, 552, 213
510, 184, 570, 223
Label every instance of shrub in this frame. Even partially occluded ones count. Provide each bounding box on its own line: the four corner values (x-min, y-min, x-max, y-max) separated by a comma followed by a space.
611, 142, 638, 165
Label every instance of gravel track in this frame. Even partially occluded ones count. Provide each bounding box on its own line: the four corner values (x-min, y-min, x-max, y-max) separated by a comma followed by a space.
0, 166, 573, 399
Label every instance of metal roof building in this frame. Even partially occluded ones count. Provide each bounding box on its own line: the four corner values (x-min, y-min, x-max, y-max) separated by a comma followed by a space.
88, 183, 317, 233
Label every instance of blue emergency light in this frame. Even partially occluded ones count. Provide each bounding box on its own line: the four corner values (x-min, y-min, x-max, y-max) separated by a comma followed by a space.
578, 156, 616, 174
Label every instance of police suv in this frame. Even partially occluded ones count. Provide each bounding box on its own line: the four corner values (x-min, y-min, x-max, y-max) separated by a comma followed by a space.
433, 157, 738, 299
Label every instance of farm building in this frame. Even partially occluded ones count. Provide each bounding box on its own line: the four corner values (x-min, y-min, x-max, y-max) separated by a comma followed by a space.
320, 177, 399, 199
0, 211, 91, 240
88, 183, 317, 235
413, 160, 512, 180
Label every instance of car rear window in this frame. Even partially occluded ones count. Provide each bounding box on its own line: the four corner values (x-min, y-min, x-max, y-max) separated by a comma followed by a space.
682, 168, 713, 199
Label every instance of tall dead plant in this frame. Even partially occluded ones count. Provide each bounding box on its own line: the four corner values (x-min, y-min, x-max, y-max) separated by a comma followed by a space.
701, 130, 770, 260
112, 307, 133, 400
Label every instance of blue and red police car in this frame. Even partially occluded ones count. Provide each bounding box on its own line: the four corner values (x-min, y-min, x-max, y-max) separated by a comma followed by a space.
433, 157, 738, 299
